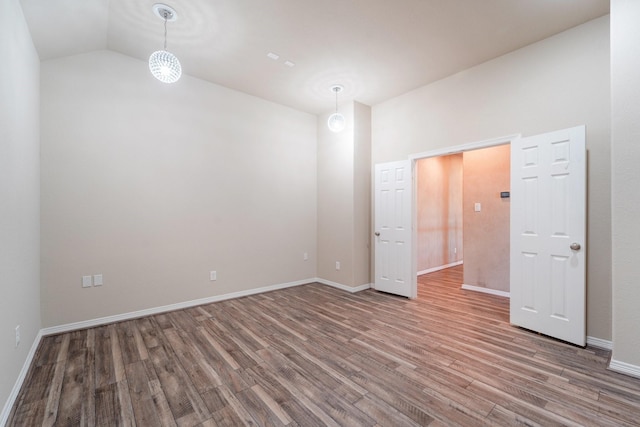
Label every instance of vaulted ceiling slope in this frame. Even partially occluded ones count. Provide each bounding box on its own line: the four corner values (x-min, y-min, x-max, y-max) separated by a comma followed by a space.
21, 0, 609, 114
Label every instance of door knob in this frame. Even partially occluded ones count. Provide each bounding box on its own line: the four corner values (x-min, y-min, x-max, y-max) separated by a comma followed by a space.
374, 232, 380, 237
570, 242, 581, 251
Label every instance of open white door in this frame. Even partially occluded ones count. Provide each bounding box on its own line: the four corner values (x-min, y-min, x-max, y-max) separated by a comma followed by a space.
510, 125, 586, 346
374, 160, 414, 298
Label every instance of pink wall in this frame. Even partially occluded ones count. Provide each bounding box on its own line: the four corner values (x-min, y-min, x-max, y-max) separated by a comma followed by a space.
416, 154, 463, 272
462, 145, 511, 291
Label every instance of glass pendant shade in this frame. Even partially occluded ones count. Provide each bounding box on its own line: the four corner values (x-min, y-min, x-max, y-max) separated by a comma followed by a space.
328, 112, 346, 133
149, 50, 182, 83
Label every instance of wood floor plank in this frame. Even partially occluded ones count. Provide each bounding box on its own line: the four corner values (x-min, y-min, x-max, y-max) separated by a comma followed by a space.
246, 363, 328, 426
124, 361, 164, 427
54, 338, 85, 426
215, 384, 259, 426
80, 328, 96, 427
148, 376, 179, 427
8, 266, 640, 426
94, 326, 115, 390
147, 341, 208, 423
353, 393, 423, 427
250, 383, 292, 425
95, 382, 121, 427
41, 334, 69, 427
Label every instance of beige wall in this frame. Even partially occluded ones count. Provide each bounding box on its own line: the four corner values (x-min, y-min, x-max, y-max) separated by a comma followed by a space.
40, 50, 318, 327
416, 154, 463, 272
353, 102, 372, 287
0, 0, 41, 415
317, 101, 372, 287
372, 17, 611, 340
462, 145, 510, 292
611, 1, 640, 368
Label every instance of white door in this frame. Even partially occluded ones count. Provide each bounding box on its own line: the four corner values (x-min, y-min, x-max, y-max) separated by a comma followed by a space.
510, 125, 586, 346
374, 160, 414, 298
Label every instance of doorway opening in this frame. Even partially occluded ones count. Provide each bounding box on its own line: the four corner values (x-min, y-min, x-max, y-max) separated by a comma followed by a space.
408, 134, 519, 298
416, 145, 511, 297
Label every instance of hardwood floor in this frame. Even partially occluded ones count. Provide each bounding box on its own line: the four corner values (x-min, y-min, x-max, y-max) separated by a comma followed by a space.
8, 266, 640, 426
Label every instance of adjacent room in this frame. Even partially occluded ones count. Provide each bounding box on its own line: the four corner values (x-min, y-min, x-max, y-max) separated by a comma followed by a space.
3, 0, 640, 425
416, 145, 510, 297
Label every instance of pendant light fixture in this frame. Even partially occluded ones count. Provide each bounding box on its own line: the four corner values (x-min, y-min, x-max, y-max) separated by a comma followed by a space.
327, 85, 346, 133
149, 4, 182, 83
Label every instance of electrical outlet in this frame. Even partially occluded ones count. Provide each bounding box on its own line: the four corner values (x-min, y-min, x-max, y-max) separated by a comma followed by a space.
93, 274, 103, 286
210, 271, 217, 281
82, 275, 92, 288
336, 261, 341, 271
15, 325, 20, 348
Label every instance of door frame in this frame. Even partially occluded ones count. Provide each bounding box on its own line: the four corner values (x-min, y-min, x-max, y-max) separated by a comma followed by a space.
406, 134, 521, 296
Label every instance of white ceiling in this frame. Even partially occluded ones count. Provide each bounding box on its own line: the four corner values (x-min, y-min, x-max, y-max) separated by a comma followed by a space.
20, 0, 609, 114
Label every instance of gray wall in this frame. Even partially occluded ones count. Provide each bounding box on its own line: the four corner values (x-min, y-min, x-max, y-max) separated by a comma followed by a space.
40, 50, 318, 327
317, 101, 372, 288
0, 0, 41, 415
611, 0, 640, 370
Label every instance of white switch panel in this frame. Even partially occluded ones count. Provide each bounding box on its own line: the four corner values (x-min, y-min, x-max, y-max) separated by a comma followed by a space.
474, 202, 481, 212
93, 274, 103, 286
303, 252, 308, 261
210, 271, 217, 281
82, 275, 92, 288
336, 261, 341, 270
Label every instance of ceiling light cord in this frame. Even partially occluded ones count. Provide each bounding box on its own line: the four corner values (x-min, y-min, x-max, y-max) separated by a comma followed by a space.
163, 14, 168, 51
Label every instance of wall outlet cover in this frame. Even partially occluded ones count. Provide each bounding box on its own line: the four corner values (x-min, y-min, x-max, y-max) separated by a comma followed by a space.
93, 274, 103, 286
82, 275, 92, 288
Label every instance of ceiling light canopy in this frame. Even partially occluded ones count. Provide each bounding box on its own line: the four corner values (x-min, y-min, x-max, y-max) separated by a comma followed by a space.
149, 4, 182, 84
328, 85, 345, 133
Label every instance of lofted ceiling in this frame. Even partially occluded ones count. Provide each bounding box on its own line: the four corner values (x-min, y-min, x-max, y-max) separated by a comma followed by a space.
20, 0, 609, 114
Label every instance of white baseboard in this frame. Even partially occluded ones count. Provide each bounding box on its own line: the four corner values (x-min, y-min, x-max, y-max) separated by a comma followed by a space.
461, 283, 510, 298
417, 260, 463, 276
587, 336, 613, 350
316, 278, 371, 293
609, 358, 640, 379
41, 277, 373, 337
42, 278, 316, 336
1, 329, 43, 427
